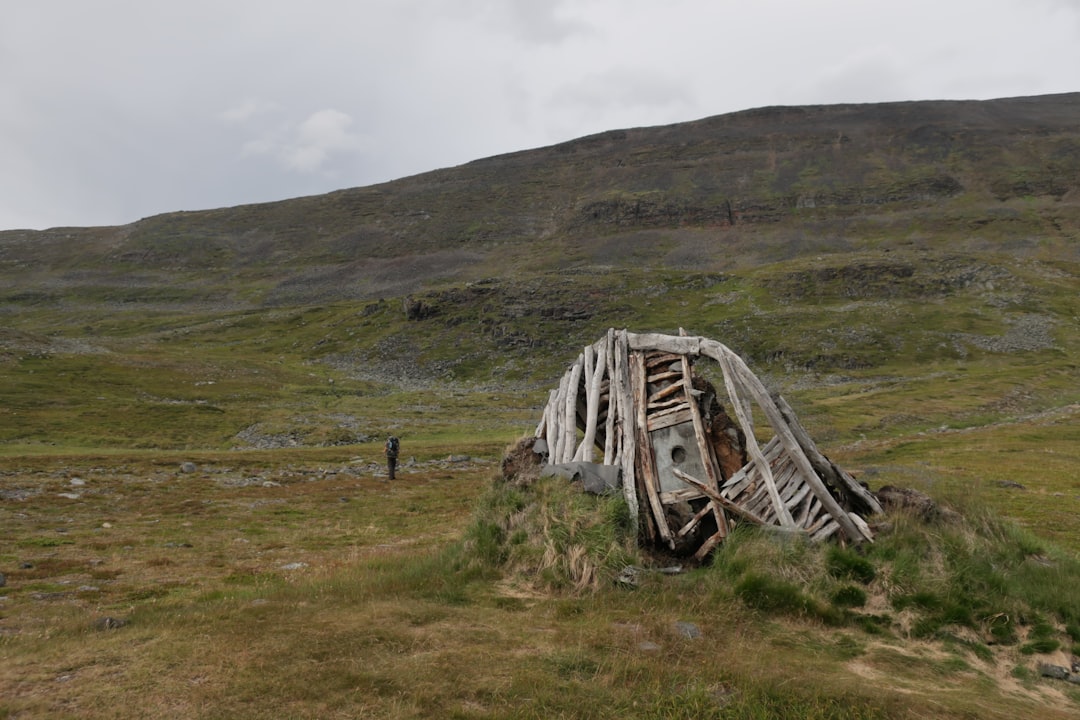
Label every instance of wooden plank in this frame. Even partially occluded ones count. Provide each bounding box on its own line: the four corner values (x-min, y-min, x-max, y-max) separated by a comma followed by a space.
646, 407, 693, 432
709, 346, 797, 528
648, 381, 684, 404
679, 330, 728, 541
550, 376, 568, 463
812, 520, 841, 542
647, 370, 683, 383
848, 511, 874, 542
631, 350, 673, 548
692, 530, 726, 561
660, 488, 705, 504
627, 332, 702, 356
784, 482, 812, 511
644, 352, 684, 369
721, 462, 753, 493
701, 340, 865, 541
577, 341, 607, 462
647, 397, 688, 412
562, 356, 583, 463
677, 501, 716, 539
798, 496, 821, 529
674, 469, 773, 527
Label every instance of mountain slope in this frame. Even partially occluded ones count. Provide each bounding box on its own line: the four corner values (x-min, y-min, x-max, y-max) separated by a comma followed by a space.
2, 93, 1078, 304
0, 93, 1078, 453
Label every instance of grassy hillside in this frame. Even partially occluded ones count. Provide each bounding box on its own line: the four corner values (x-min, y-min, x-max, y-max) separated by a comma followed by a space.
1, 93, 1079, 717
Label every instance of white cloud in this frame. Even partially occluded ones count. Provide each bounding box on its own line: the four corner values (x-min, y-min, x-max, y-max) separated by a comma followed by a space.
221, 98, 280, 125
2, 0, 1079, 229
240, 108, 363, 174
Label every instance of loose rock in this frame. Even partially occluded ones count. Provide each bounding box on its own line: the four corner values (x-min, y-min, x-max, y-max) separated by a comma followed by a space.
675, 621, 702, 639
95, 617, 129, 630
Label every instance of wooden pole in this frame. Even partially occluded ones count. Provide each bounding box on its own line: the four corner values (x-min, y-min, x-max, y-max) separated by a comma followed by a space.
704, 341, 868, 543
773, 393, 883, 516
709, 345, 796, 528
631, 350, 673, 548
603, 329, 617, 465
562, 355, 583, 463
614, 329, 639, 537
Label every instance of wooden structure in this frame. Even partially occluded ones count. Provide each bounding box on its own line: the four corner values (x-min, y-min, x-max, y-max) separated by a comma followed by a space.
534, 329, 882, 559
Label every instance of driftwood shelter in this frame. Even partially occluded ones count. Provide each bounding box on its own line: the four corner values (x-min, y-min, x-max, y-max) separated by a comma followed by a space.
532, 329, 883, 560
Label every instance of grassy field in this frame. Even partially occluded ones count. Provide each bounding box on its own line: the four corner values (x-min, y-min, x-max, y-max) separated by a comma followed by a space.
3, 405, 1080, 719
3, 250, 1080, 717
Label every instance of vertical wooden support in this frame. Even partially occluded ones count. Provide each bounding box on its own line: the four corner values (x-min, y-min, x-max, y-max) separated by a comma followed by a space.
630, 350, 673, 548
613, 330, 639, 538
577, 340, 607, 462
603, 329, 617, 465
562, 355, 583, 463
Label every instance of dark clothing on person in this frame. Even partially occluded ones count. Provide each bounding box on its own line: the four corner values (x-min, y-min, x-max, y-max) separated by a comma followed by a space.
385, 436, 399, 480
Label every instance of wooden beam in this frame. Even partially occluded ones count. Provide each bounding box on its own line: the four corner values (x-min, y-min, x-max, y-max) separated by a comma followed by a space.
647, 406, 693, 432
562, 355, 584, 464
613, 330, 639, 538
631, 350, 673, 548
708, 345, 797, 528
677, 501, 716, 538
627, 332, 702, 356
603, 328, 617, 465
674, 469, 773, 527
773, 393, 884, 517
679, 329, 728, 541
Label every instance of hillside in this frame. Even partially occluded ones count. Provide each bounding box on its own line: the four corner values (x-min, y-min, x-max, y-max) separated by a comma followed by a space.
1, 92, 1078, 452
2, 93, 1080, 718
3, 92, 1078, 302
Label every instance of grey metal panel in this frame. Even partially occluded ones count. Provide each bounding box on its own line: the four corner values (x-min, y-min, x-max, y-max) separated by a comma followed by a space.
649, 421, 709, 494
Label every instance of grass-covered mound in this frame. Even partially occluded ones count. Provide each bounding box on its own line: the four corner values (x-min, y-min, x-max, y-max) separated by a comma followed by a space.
461, 437, 642, 593
475, 438, 1080, 672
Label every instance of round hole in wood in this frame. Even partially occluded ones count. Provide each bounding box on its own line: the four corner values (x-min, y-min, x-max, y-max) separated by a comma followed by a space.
671, 445, 686, 464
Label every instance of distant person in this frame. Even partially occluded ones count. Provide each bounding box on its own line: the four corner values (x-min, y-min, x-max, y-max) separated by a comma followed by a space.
384, 435, 400, 480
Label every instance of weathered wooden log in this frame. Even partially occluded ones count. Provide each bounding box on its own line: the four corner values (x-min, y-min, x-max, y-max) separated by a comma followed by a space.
648, 381, 684, 404
720, 347, 869, 543
674, 469, 772, 527
773, 393, 883, 517
679, 329, 728, 540
631, 351, 673, 548
628, 332, 702, 356
603, 329, 617, 465
577, 341, 608, 462
562, 356, 584, 463
613, 330, 639, 537
708, 344, 796, 528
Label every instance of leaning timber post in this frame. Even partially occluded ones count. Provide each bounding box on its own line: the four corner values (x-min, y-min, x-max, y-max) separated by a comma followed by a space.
535, 395, 548, 440
562, 355, 584, 464
630, 349, 674, 548
678, 329, 728, 540
551, 371, 570, 463
704, 340, 797, 529
773, 393, 884, 516
573, 344, 596, 461
716, 344, 868, 543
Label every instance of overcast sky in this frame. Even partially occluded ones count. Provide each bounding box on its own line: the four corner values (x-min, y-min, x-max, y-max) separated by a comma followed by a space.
2, 0, 1078, 231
